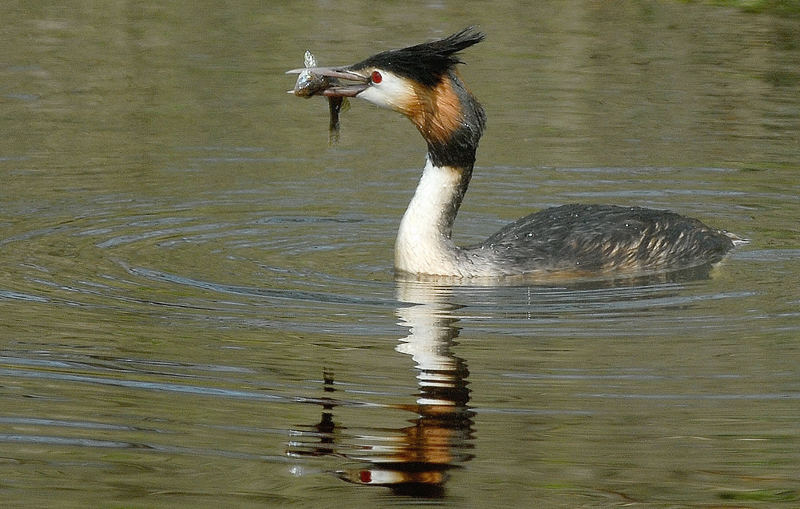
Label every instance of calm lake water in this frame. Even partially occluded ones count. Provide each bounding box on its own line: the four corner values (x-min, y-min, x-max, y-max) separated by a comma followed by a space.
2, 1, 799, 507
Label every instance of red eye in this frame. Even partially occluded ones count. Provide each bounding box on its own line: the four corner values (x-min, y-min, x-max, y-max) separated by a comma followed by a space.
370, 70, 382, 84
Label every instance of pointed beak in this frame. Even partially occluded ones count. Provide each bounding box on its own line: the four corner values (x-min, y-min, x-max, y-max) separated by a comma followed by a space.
286, 66, 370, 97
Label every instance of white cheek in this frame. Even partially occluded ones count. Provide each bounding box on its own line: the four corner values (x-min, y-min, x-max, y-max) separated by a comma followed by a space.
357, 72, 414, 112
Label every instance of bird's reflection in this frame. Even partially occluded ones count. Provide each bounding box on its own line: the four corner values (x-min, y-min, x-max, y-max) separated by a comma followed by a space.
287, 281, 474, 498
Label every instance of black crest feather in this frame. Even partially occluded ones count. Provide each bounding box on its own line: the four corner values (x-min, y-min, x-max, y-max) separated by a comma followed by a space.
350, 27, 485, 87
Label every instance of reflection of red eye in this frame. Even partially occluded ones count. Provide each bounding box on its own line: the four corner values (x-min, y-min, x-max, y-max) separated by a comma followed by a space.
371, 70, 382, 84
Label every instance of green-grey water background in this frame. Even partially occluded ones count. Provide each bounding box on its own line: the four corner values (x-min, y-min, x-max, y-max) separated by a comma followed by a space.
1, 1, 799, 507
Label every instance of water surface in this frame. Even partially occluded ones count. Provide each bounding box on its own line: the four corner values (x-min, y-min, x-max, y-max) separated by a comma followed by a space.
1, 1, 799, 507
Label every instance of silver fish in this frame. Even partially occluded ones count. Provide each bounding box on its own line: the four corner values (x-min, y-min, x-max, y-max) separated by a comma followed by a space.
293, 51, 327, 97
291, 51, 349, 144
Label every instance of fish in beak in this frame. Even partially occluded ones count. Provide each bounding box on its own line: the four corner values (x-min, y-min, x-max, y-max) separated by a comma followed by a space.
287, 52, 370, 143
286, 66, 370, 98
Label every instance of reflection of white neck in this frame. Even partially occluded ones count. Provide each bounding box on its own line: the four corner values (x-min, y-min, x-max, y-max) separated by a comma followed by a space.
395, 282, 458, 405
395, 158, 466, 276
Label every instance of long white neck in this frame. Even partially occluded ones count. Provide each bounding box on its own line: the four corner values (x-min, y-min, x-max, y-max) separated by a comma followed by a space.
395, 158, 470, 276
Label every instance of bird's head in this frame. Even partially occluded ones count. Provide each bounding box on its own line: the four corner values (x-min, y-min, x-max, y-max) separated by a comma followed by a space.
288, 28, 486, 167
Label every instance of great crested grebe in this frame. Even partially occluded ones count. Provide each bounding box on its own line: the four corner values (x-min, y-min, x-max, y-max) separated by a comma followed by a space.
288, 28, 742, 278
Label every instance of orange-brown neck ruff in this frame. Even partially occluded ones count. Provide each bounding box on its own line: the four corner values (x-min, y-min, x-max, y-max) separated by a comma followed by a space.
408, 75, 463, 146
403, 71, 485, 170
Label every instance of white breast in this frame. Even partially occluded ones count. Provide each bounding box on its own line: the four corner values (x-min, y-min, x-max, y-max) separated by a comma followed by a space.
394, 159, 465, 276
